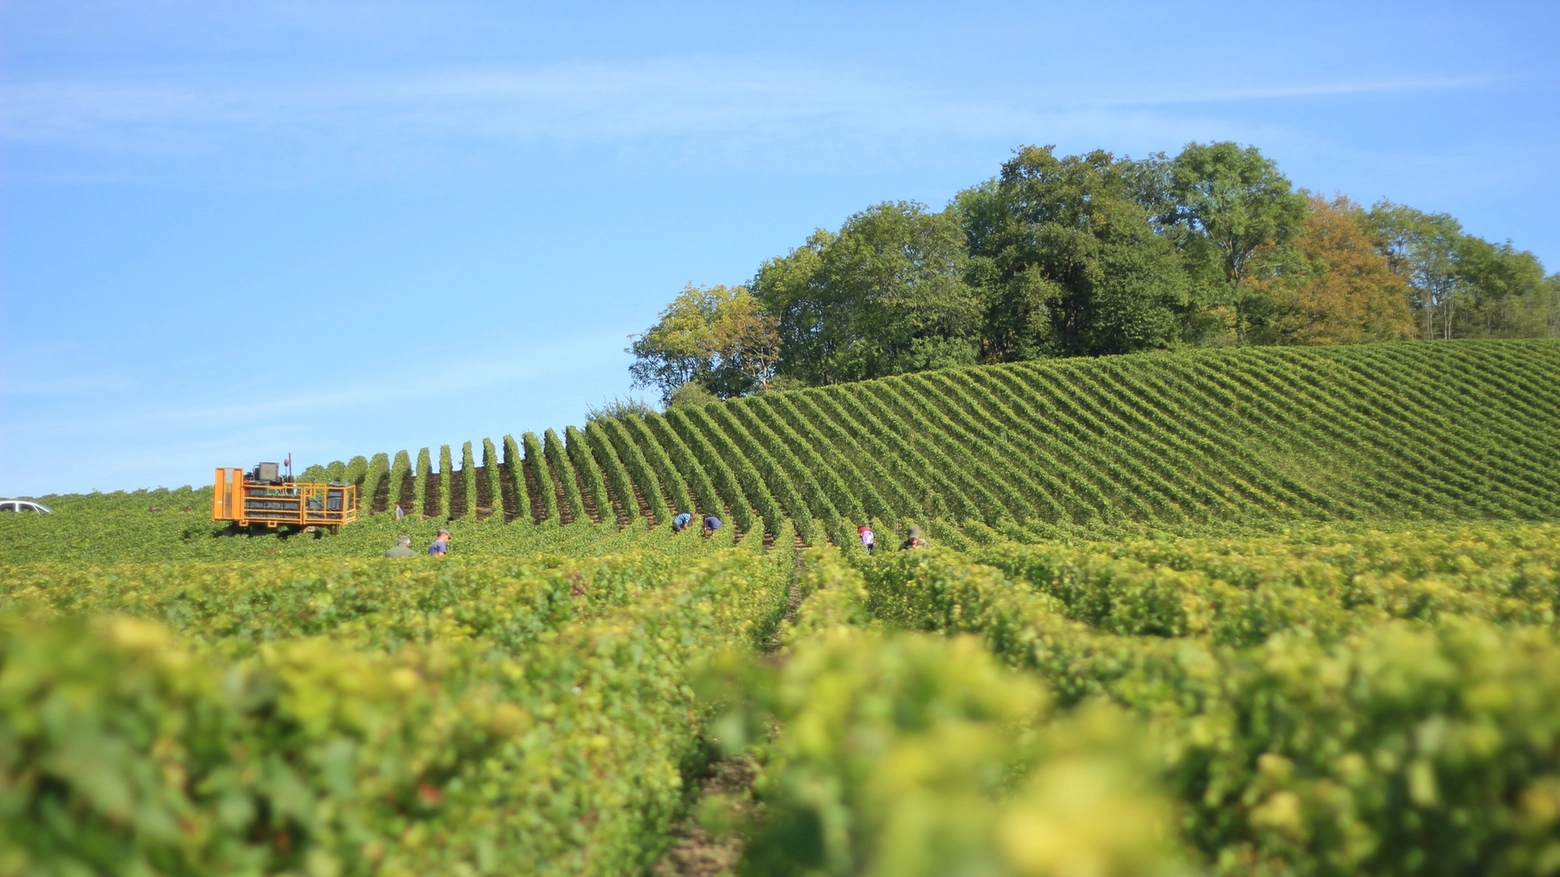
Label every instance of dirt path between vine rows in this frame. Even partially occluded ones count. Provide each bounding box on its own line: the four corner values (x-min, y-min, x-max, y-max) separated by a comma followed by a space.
656, 558, 807, 876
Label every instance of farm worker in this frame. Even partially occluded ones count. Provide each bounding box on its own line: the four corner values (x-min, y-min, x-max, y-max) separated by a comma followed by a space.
384, 535, 416, 558
858, 525, 875, 554
672, 511, 693, 533
428, 529, 451, 556
393, 503, 406, 521
900, 526, 928, 550
701, 515, 722, 538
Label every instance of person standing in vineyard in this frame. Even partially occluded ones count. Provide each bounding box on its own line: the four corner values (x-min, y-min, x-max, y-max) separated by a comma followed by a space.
672, 511, 693, 533
393, 503, 405, 521
858, 524, 876, 554
384, 535, 415, 558
900, 526, 927, 550
701, 515, 722, 537
428, 529, 451, 556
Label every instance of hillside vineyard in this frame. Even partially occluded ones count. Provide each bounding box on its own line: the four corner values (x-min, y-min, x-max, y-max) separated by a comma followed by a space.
6, 338, 1560, 876
352, 340, 1560, 540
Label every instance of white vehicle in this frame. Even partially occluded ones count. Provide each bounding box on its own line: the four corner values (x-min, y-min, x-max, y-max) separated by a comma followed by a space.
0, 499, 53, 514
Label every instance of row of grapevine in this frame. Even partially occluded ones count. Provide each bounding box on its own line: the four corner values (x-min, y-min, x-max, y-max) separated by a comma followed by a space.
501, 434, 528, 523
657, 409, 757, 534
520, 432, 557, 523
601, 339, 1560, 542
458, 441, 476, 520
583, 421, 638, 526
434, 445, 452, 520
314, 339, 1560, 542
360, 452, 390, 514
542, 428, 586, 524
671, 521, 1560, 875
622, 416, 695, 516
1, 542, 797, 875
481, 438, 501, 520
697, 549, 1185, 876
826, 535, 1560, 875
565, 425, 611, 525
598, 418, 667, 524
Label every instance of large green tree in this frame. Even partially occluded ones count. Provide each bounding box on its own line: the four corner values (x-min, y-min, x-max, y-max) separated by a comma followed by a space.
627, 284, 779, 403
1166, 142, 1309, 342
1365, 202, 1466, 340
960, 146, 1191, 360
752, 201, 980, 385
1449, 236, 1553, 338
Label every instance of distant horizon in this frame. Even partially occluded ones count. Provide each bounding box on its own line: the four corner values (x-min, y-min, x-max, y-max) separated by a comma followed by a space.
4, 0, 1557, 495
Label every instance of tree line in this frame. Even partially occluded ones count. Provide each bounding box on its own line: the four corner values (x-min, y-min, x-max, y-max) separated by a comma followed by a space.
630, 142, 1559, 405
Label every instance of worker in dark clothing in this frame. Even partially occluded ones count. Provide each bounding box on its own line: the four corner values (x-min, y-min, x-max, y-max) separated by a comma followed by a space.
384, 535, 416, 558
900, 526, 928, 550
701, 515, 722, 538
672, 511, 693, 533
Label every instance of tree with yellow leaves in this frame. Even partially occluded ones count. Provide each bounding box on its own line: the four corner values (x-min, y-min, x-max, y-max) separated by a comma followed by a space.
1262, 195, 1414, 345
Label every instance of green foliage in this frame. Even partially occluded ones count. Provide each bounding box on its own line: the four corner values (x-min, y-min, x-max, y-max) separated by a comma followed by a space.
6, 331, 1560, 877
413, 448, 431, 518
542, 428, 586, 525
436, 445, 453, 521
1166, 142, 1309, 338
667, 379, 720, 409
629, 284, 780, 402
598, 417, 669, 524
360, 452, 390, 516
621, 415, 696, 516
521, 432, 557, 524
604, 340, 1560, 536
344, 455, 369, 487
481, 438, 502, 521
585, 395, 657, 423
636, 142, 1552, 402
835, 526, 1560, 875
388, 450, 412, 517
0, 545, 796, 876
583, 422, 638, 526
662, 408, 759, 534
501, 434, 528, 523
459, 441, 477, 521
753, 201, 980, 385
963, 146, 1194, 360
1368, 201, 1558, 341
565, 425, 613, 526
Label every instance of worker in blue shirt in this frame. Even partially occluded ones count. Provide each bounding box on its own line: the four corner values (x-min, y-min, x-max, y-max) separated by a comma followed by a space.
672, 511, 693, 533
428, 529, 451, 556
701, 515, 722, 538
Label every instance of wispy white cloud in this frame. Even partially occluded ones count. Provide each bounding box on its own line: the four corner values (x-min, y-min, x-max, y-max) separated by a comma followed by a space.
6, 328, 619, 436
0, 58, 1497, 158
1092, 76, 1497, 107
0, 328, 627, 494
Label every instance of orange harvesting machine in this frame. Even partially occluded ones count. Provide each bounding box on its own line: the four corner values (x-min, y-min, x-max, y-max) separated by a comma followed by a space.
212, 462, 358, 532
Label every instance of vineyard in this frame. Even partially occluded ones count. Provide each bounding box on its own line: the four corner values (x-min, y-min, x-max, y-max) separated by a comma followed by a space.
4, 338, 1560, 875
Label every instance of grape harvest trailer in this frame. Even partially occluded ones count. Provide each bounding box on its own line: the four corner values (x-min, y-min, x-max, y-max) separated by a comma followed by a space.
211, 463, 358, 531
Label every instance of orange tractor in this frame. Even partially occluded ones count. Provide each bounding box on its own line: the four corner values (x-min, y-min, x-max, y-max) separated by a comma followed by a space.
212, 462, 358, 532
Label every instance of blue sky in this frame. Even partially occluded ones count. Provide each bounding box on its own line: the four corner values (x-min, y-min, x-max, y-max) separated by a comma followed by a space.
2, 0, 1556, 496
